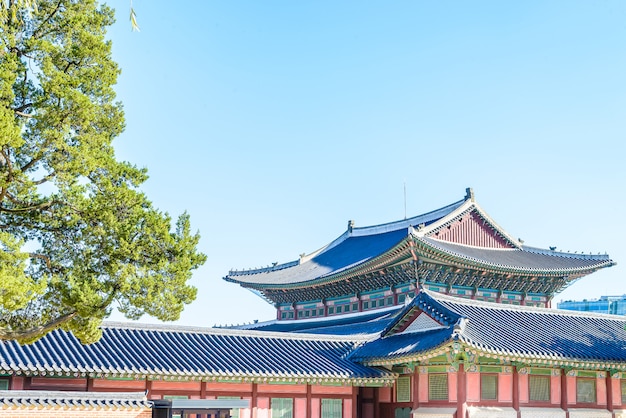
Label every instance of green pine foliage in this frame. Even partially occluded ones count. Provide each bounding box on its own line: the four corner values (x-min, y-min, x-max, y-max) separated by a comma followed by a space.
0, 0, 206, 344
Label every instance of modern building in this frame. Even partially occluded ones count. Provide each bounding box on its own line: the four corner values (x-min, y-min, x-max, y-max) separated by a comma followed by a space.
558, 296, 626, 316
0, 189, 620, 418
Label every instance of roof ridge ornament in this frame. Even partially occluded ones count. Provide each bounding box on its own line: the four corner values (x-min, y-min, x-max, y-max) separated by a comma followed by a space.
465, 187, 475, 202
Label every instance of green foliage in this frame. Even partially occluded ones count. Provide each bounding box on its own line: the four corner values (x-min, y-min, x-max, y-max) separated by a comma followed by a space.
0, 0, 206, 344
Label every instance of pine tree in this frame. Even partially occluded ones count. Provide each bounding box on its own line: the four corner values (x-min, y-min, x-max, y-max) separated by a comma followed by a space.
0, 0, 206, 343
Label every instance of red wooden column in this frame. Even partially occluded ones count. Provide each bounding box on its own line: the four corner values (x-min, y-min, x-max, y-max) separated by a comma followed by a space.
374, 387, 380, 418
412, 370, 420, 411
560, 372, 568, 411
251, 382, 258, 418
606, 373, 614, 412
457, 364, 467, 418
512, 367, 520, 418
306, 384, 312, 418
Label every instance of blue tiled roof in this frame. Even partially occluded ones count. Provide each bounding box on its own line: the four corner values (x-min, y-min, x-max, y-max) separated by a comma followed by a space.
350, 327, 453, 363
0, 323, 393, 384
438, 293, 626, 363
349, 290, 626, 366
293, 313, 398, 336
227, 229, 409, 286
234, 306, 401, 335
226, 199, 465, 286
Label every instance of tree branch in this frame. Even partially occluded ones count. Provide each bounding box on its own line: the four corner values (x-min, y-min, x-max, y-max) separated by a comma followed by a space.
12, 102, 33, 113
14, 110, 33, 118
0, 311, 77, 341
32, 0, 64, 39
0, 196, 56, 213
29, 252, 52, 271
32, 171, 56, 185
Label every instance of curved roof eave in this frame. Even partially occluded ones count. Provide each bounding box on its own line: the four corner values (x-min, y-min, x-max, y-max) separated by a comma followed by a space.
411, 236, 615, 276
236, 237, 415, 291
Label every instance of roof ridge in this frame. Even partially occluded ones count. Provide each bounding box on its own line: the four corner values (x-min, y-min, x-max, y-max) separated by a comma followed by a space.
100, 321, 371, 342
522, 245, 612, 260
350, 198, 466, 235
425, 290, 626, 321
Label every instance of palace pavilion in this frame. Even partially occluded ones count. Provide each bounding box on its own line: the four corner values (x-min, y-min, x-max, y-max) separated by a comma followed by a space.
0, 189, 621, 418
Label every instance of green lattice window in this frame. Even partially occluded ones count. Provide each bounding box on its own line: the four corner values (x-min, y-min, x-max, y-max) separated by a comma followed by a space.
271, 397, 293, 418
529, 375, 550, 402
622, 380, 626, 404
321, 398, 342, 418
0, 379, 8, 390
396, 376, 411, 403
481, 374, 497, 400
576, 378, 596, 404
428, 374, 448, 401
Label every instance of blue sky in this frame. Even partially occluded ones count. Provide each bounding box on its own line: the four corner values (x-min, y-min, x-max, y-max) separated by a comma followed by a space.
105, 1, 625, 326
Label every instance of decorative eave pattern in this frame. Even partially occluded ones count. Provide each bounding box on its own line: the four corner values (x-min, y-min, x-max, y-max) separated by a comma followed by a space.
0, 323, 395, 386
360, 337, 626, 375
0, 390, 151, 410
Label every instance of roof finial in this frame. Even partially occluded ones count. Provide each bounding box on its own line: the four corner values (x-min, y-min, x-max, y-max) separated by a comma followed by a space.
347, 220, 355, 233
465, 187, 475, 202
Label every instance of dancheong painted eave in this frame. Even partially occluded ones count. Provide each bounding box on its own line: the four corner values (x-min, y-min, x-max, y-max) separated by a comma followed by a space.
224, 188, 615, 291
0, 322, 395, 386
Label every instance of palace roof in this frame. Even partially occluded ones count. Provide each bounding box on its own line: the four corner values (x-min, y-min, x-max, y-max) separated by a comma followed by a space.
350, 290, 626, 369
0, 323, 393, 385
225, 189, 614, 298
225, 197, 465, 287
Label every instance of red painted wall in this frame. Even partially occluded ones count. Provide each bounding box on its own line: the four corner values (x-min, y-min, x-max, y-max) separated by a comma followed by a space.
518, 374, 529, 404
466, 373, 480, 403
499, 373, 513, 402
